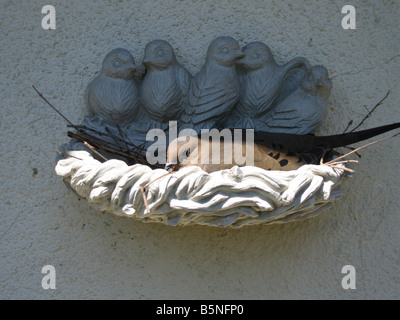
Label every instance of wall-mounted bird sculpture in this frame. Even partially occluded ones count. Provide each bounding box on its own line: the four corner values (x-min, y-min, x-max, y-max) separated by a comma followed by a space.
181, 36, 244, 132
263, 65, 332, 134
165, 123, 400, 173
140, 40, 192, 123
229, 41, 310, 130
85, 48, 139, 126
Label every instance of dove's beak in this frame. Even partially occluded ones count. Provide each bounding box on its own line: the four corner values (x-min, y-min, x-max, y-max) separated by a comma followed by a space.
164, 162, 178, 171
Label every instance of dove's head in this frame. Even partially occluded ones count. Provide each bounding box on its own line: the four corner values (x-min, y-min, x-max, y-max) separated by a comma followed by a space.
143, 40, 177, 70
102, 48, 136, 80
237, 42, 275, 71
165, 135, 199, 171
302, 65, 332, 95
206, 36, 244, 67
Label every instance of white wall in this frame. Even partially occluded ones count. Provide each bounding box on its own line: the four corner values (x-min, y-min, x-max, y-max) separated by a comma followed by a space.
1, 0, 399, 299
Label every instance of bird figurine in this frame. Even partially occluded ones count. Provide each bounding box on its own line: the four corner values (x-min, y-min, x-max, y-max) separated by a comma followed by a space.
140, 40, 192, 123
181, 36, 244, 132
263, 65, 332, 134
230, 41, 310, 130
165, 123, 400, 173
85, 48, 139, 126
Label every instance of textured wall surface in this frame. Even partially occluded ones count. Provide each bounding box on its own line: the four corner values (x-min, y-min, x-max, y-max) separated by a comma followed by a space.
1, 0, 399, 299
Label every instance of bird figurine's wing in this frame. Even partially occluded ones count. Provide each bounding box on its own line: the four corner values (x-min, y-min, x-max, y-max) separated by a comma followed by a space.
86, 76, 139, 125
188, 68, 239, 125
176, 65, 192, 120
276, 57, 310, 105
264, 93, 323, 134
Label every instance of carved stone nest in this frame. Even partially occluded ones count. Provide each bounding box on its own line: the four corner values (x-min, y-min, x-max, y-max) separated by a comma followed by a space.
55, 37, 345, 228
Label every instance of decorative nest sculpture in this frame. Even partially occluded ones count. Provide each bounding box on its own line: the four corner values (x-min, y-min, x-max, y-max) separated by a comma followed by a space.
36, 37, 397, 227
56, 141, 345, 227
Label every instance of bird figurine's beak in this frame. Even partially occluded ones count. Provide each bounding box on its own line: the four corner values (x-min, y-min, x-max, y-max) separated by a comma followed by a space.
164, 162, 178, 171
235, 51, 245, 60
142, 58, 151, 66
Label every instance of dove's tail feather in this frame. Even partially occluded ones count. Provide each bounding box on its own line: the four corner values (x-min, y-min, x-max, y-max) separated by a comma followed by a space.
250, 122, 400, 153
315, 122, 400, 149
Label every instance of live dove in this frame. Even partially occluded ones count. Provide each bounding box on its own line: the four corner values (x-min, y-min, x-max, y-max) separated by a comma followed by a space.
165, 123, 400, 173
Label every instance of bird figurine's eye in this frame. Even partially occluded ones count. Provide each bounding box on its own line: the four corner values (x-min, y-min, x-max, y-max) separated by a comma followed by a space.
156, 48, 163, 56
252, 53, 259, 59
113, 60, 121, 67
221, 47, 229, 53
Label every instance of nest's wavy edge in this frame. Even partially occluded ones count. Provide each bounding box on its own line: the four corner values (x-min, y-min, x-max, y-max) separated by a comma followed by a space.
55, 142, 346, 228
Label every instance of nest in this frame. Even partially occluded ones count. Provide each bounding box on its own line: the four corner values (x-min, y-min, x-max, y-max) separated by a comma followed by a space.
55, 137, 347, 227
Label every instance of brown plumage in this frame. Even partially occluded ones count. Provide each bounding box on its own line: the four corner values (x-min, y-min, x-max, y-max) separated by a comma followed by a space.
165, 123, 400, 173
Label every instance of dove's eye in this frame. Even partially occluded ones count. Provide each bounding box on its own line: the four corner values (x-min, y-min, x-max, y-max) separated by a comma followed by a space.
252, 53, 259, 59
181, 148, 190, 159
156, 48, 163, 56
221, 47, 229, 53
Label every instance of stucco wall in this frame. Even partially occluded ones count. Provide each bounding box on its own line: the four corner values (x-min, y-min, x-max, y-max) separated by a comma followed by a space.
1, 0, 399, 299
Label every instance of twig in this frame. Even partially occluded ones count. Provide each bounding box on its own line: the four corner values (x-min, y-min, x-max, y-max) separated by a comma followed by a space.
68, 131, 142, 162
324, 132, 400, 166
140, 185, 151, 215
58, 151, 84, 161
349, 90, 390, 133
33, 85, 152, 165
83, 141, 108, 161
341, 146, 361, 158
140, 167, 176, 214
342, 120, 353, 134
32, 85, 75, 127
69, 124, 144, 151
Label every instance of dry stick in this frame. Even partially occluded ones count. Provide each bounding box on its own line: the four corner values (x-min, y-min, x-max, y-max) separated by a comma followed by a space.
140, 167, 176, 214
349, 90, 390, 133
68, 130, 164, 168
324, 132, 400, 167
115, 124, 142, 152
341, 90, 391, 156
69, 124, 145, 152
58, 151, 84, 161
33, 85, 151, 165
76, 129, 147, 162
32, 85, 75, 126
83, 141, 108, 161
342, 120, 354, 134
68, 131, 142, 162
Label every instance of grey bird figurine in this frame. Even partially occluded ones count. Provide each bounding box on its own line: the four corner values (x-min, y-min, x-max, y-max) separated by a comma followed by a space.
182, 36, 244, 131
232, 42, 310, 130
140, 40, 191, 123
85, 48, 139, 126
264, 65, 332, 134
